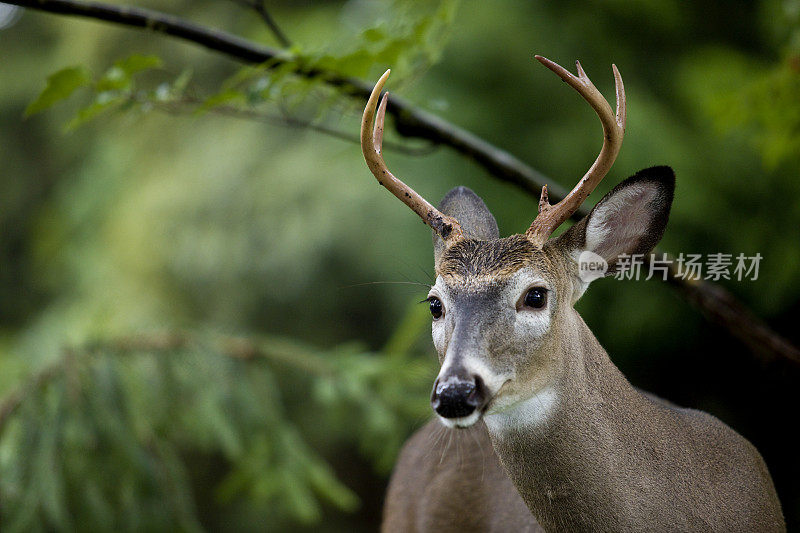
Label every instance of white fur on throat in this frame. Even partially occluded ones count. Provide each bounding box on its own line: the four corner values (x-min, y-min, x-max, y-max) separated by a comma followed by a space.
484, 386, 558, 434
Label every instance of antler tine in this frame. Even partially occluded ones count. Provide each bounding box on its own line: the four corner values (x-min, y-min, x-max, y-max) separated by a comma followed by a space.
526, 55, 627, 246
361, 70, 463, 242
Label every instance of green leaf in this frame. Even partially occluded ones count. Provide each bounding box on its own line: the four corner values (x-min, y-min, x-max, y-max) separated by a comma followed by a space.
305, 459, 360, 512
95, 66, 129, 92
65, 92, 127, 131
196, 89, 246, 114
24, 66, 91, 117
97, 54, 163, 92
114, 54, 163, 77
362, 27, 386, 43
171, 68, 193, 95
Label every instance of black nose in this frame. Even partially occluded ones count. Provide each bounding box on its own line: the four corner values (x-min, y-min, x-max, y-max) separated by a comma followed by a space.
431, 374, 487, 419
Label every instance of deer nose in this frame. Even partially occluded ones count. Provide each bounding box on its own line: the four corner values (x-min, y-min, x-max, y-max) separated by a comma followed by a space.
431, 374, 488, 419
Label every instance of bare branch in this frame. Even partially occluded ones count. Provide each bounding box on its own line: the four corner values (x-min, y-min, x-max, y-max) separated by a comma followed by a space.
663, 260, 800, 365
6, 0, 553, 194
145, 94, 438, 156
226, 0, 291, 48
0, 357, 63, 432
6, 0, 799, 365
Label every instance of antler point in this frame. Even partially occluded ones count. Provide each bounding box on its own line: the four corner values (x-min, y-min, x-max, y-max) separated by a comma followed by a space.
527, 55, 626, 240
361, 70, 463, 242
534, 54, 551, 67
538, 184, 550, 212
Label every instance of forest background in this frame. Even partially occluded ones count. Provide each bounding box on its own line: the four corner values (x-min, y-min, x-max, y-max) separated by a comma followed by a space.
1, 0, 799, 530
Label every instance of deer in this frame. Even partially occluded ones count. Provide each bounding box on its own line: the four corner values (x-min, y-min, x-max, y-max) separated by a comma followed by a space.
359, 56, 785, 532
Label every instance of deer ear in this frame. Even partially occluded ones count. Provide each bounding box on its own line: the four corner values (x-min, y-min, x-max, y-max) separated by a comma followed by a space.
550, 166, 675, 297
433, 186, 499, 267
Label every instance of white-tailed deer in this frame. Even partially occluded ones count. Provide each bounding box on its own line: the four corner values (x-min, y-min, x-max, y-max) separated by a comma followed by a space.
360, 57, 785, 532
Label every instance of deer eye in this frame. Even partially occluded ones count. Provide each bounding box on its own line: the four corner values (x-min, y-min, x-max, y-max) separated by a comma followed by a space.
429, 297, 444, 319
523, 287, 548, 309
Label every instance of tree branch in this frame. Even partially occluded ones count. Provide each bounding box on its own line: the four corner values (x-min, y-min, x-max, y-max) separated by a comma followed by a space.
665, 270, 800, 365
148, 95, 439, 156
7, 0, 799, 365
0, 332, 334, 433
226, 0, 291, 48
7, 0, 555, 197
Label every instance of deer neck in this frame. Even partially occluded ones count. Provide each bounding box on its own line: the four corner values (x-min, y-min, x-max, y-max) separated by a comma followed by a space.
483, 310, 657, 532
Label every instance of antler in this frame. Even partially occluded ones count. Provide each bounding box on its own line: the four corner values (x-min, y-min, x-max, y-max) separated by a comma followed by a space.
361, 70, 463, 242
526, 55, 626, 246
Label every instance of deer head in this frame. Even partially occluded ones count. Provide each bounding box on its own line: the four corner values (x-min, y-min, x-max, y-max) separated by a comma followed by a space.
361, 57, 674, 429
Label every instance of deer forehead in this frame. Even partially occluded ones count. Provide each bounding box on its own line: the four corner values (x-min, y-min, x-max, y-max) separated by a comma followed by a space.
435, 234, 565, 289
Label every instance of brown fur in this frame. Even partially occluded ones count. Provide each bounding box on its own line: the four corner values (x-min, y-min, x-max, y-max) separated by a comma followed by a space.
383, 172, 784, 532
382, 419, 542, 532
487, 307, 784, 532
437, 235, 538, 282
384, 257, 785, 531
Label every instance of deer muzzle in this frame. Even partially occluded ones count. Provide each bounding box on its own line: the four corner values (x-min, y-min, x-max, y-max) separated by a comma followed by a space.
431, 372, 489, 421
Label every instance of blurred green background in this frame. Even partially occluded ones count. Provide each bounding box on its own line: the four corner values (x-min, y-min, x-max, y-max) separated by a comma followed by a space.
1, 0, 799, 530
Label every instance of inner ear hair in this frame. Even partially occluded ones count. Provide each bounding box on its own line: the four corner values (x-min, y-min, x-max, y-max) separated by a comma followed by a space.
551, 166, 675, 272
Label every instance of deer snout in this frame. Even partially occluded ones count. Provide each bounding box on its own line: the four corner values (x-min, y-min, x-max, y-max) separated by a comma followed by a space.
431, 373, 489, 421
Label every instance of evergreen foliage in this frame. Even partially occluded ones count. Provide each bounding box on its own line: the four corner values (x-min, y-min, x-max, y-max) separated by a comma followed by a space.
1, 320, 434, 531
